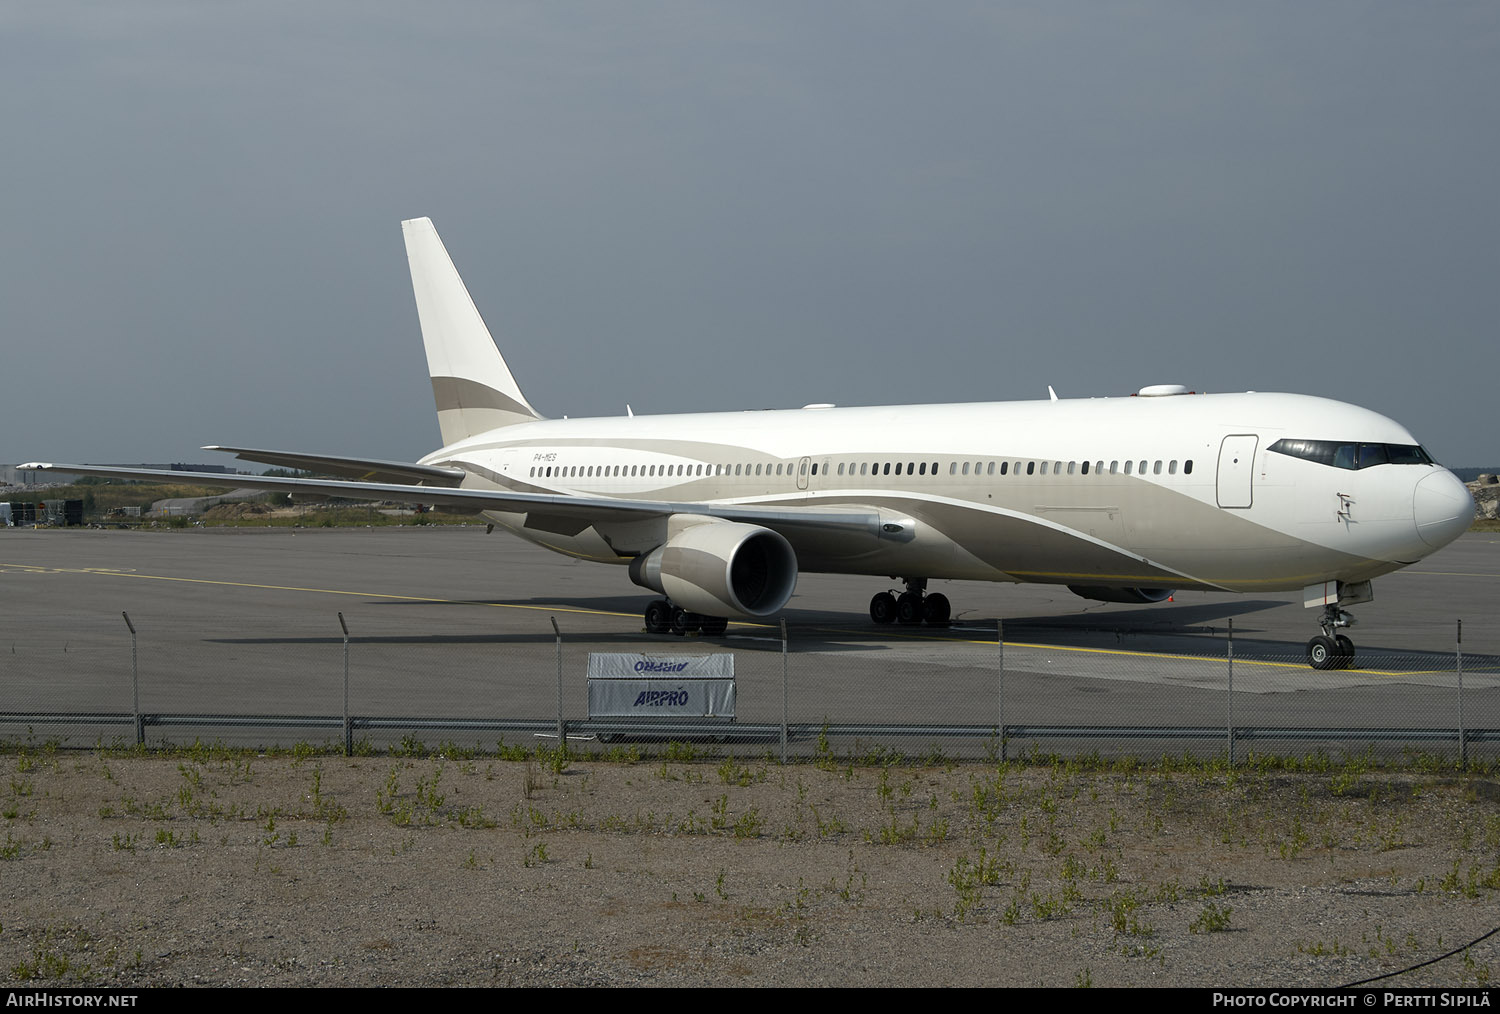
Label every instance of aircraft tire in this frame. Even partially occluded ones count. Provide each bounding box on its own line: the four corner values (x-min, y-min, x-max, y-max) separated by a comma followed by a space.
1334, 634, 1355, 669
895, 592, 923, 624
870, 592, 897, 624
923, 593, 951, 625
644, 599, 672, 634
700, 616, 729, 636
1307, 635, 1338, 670
670, 606, 701, 636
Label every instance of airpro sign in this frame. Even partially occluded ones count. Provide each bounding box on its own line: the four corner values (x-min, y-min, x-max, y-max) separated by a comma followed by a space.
586, 653, 735, 719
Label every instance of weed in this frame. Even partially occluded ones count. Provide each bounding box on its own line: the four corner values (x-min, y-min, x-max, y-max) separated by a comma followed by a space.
662, 741, 700, 763
1189, 901, 1233, 934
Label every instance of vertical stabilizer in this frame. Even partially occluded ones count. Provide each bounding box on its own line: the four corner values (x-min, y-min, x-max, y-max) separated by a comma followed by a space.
402, 217, 542, 445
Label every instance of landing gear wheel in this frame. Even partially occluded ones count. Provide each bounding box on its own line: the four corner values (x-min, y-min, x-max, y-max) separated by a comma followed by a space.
869, 592, 897, 625
922, 593, 951, 626
700, 616, 729, 637
1334, 634, 1355, 669
1307, 635, 1338, 670
644, 599, 671, 634
670, 606, 701, 636
896, 592, 923, 625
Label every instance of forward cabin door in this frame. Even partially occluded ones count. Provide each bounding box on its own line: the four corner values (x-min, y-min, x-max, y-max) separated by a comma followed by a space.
1216, 435, 1258, 508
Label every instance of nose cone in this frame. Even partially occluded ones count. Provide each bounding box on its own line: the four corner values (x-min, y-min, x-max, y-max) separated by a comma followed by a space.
1414, 470, 1474, 549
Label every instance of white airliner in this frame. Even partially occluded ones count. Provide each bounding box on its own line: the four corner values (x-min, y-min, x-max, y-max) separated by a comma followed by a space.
26, 218, 1475, 670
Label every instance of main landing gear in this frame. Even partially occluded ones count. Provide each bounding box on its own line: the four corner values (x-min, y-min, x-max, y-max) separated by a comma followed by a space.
643, 598, 728, 637
1306, 604, 1357, 670
869, 578, 951, 627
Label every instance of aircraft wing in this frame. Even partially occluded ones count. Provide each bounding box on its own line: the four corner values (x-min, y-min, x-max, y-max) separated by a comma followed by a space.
19, 462, 886, 534
201, 445, 465, 486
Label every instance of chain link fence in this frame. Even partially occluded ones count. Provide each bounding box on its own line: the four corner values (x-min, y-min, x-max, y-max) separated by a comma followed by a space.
3, 610, 1497, 763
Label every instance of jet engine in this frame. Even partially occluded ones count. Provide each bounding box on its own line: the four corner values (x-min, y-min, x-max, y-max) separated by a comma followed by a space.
1067, 585, 1174, 604
629, 520, 798, 619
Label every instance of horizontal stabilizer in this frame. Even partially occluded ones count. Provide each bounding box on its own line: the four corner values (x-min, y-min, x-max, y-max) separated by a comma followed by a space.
203, 445, 465, 486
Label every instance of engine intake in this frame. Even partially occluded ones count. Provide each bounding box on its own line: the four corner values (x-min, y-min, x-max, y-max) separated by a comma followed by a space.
629, 520, 798, 618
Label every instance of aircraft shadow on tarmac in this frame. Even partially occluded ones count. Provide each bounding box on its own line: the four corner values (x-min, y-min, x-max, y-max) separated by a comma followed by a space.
203, 595, 1497, 669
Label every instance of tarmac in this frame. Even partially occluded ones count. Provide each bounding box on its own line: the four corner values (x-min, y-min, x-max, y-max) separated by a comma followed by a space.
2, 524, 1497, 757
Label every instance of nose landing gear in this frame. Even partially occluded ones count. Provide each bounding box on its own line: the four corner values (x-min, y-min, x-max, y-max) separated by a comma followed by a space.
1303, 580, 1372, 671
1306, 605, 1357, 670
869, 578, 951, 627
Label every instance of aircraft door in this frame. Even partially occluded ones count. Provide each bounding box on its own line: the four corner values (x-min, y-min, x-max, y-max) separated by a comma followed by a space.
1216, 435, 1258, 509
796, 456, 811, 490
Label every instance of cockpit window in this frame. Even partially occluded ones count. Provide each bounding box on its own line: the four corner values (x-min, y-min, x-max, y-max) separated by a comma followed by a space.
1268, 439, 1433, 469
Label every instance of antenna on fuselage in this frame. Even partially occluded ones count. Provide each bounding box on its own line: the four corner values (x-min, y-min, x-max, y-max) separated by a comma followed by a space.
1048, 386, 1059, 402
626, 405, 634, 417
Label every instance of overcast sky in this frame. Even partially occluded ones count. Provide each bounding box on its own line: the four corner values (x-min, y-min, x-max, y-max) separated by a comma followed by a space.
4, 2, 1496, 468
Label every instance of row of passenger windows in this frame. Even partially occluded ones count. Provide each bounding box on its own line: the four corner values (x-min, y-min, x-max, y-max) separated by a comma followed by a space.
529, 458, 1195, 480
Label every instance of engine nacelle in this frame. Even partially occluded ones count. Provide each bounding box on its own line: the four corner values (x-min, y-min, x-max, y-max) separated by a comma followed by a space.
1068, 585, 1174, 604
628, 520, 798, 619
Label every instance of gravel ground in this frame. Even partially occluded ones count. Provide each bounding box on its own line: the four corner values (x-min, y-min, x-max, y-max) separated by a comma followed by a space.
2, 746, 1498, 988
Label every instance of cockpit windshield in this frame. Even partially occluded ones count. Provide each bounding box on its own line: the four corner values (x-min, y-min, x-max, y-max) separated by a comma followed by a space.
1268, 439, 1434, 470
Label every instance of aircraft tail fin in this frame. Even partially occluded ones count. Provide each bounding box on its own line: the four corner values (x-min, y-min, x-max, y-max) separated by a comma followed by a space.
402, 217, 542, 445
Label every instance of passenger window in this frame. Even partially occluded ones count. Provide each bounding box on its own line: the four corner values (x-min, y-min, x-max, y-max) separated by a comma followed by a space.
1153, 460, 1162, 475
918, 462, 926, 475
1040, 462, 1049, 475
1110, 461, 1118, 474
860, 463, 868, 476
1095, 461, 1104, 474
1184, 460, 1193, 474
1067, 461, 1076, 474
1168, 460, 1177, 474
949, 462, 957, 475
1000, 461, 1008, 475
1080, 461, 1089, 475
811, 463, 818, 475
1124, 461, 1132, 475
1026, 461, 1035, 475
935, 462, 941, 475
961, 462, 970, 476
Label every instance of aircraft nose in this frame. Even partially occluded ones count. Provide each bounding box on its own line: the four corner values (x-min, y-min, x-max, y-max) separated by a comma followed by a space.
1413, 470, 1474, 549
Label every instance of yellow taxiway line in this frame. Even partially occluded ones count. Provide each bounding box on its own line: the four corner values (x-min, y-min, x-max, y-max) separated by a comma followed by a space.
5, 561, 1491, 677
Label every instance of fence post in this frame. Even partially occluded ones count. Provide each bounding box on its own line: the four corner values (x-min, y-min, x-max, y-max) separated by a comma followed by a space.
1457, 619, 1465, 767
1226, 617, 1235, 766
338, 612, 351, 757
997, 620, 1006, 764
780, 618, 789, 765
551, 616, 565, 748
122, 612, 141, 746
